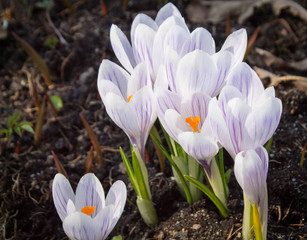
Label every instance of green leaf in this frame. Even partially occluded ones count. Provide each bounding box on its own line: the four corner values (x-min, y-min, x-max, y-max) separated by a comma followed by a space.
44, 37, 59, 48
184, 175, 229, 218
224, 169, 232, 185
35, 0, 53, 9
120, 147, 140, 196
50, 95, 63, 111
18, 121, 34, 134
132, 150, 150, 200
150, 132, 193, 204
265, 137, 273, 154
14, 126, 22, 136
111, 236, 122, 240
7, 113, 21, 128
0, 129, 9, 138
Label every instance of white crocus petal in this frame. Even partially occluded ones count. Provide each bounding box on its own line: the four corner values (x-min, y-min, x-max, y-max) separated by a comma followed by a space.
52, 173, 75, 221
220, 28, 247, 68
164, 25, 190, 56
257, 86, 276, 105
218, 85, 243, 117
178, 132, 219, 170
105, 181, 127, 234
155, 2, 184, 26
226, 98, 252, 155
163, 109, 187, 142
245, 97, 282, 147
234, 147, 268, 206
133, 24, 156, 77
155, 87, 181, 116
163, 47, 180, 92
95, 205, 115, 240
176, 50, 218, 97
104, 92, 139, 145
188, 27, 216, 55
63, 212, 98, 240
208, 98, 236, 158
131, 13, 158, 49
127, 62, 151, 97
66, 199, 76, 216
97, 60, 129, 98
211, 50, 233, 96
154, 65, 169, 92
227, 62, 264, 106
180, 92, 211, 125
98, 80, 123, 102
75, 174, 105, 218
110, 25, 136, 73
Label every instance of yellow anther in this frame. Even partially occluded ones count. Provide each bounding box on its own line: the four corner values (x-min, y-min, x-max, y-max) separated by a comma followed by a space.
127, 95, 133, 102
81, 206, 96, 216
185, 116, 201, 133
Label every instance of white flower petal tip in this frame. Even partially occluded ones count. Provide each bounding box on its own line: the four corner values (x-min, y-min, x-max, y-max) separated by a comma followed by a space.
52, 173, 127, 240
234, 146, 268, 206
155, 3, 183, 26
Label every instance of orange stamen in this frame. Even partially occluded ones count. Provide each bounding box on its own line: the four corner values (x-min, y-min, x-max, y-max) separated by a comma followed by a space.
185, 116, 201, 133
127, 95, 133, 102
81, 206, 96, 216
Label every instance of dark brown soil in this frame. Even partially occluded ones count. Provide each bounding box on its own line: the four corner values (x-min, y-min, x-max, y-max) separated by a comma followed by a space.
0, 1, 306, 240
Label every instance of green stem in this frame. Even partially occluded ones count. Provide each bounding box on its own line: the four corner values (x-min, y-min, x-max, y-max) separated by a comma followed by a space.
242, 193, 252, 240
253, 203, 263, 240
136, 197, 158, 226
184, 175, 229, 218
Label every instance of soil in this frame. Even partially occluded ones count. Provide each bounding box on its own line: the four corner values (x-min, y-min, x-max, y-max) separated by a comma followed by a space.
0, 0, 306, 240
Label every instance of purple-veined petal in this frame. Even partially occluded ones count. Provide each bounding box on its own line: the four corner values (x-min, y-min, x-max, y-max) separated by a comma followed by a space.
176, 50, 218, 96
105, 181, 127, 235
75, 173, 105, 218
63, 212, 98, 240
52, 173, 75, 222
178, 132, 218, 168
98, 60, 129, 98
155, 3, 183, 26
163, 25, 190, 56
227, 62, 264, 106
98, 80, 123, 103
220, 28, 247, 68
254, 146, 269, 180
211, 50, 233, 96
164, 47, 180, 92
189, 27, 216, 55
234, 147, 268, 206
226, 98, 252, 155
131, 13, 158, 49
208, 98, 236, 158
179, 92, 211, 125
245, 97, 282, 147
154, 65, 169, 92
133, 24, 156, 78
218, 85, 243, 118
110, 25, 136, 73
127, 62, 151, 97
95, 205, 115, 240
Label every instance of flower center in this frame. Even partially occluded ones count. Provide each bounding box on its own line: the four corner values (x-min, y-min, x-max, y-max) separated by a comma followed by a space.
185, 116, 201, 133
127, 95, 133, 102
81, 206, 96, 216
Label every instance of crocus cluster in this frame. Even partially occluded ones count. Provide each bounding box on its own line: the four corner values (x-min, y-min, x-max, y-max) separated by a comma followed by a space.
95, 2, 282, 239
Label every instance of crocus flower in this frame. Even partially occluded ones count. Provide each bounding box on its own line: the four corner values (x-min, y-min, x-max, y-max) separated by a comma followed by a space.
97, 60, 156, 159
155, 66, 219, 173
154, 21, 247, 96
209, 62, 282, 159
234, 146, 268, 239
52, 173, 127, 240
110, 3, 183, 79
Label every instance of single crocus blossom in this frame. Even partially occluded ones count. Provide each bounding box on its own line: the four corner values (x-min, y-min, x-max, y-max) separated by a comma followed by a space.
52, 173, 127, 240
155, 82, 218, 173
234, 146, 269, 239
97, 60, 157, 159
110, 2, 183, 79
209, 62, 282, 159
